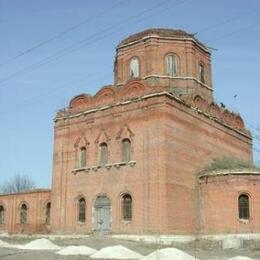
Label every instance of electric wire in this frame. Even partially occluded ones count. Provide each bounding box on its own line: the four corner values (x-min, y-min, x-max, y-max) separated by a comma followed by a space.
0, 0, 188, 86
0, 0, 127, 67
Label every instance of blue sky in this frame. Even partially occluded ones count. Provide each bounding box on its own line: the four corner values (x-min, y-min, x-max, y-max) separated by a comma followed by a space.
0, 0, 259, 188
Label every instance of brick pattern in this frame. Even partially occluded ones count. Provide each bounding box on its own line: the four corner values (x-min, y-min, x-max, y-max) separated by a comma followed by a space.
0, 29, 254, 235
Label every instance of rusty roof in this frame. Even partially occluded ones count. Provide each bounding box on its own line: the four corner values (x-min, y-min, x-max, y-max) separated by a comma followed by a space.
117, 28, 207, 49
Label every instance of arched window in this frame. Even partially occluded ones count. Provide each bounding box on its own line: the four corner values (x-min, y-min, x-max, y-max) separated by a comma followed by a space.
20, 204, 28, 224
239, 194, 249, 220
0, 205, 4, 224
130, 57, 139, 78
199, 63, 205, 83
45, 202, 51, 225
122, 139, 131, 162
165, 54, 177, 77
99, 142, 108, 166
79, 147, 86, 168
122, 194, 132, 221
78, 198, 86, 223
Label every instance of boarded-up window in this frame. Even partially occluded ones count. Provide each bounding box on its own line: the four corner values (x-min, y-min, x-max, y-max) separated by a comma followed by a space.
199, 63, 205, 83
20, 204, 28, 224
0, 206, 4, 224
165, 54, 177, 77
79, 147, 86, 168
78, 198, 86, 223
122, 194, 132, 221
99, 143, 108, 166
130, 57, 139, 78
122, 139, 131, 162
239, 194, 249, 220
45, 202, 51, 225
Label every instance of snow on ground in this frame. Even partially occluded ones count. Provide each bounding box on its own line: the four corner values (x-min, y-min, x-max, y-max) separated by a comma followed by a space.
56, 245, 98, 256
90, 245, 143, 259
18, 238, 61, 250
140, 248, 199, 260
228, 257, 254, 260
0, 239, 19, 248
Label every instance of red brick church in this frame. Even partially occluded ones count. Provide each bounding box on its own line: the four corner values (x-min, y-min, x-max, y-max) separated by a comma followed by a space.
0, 28, 259, 235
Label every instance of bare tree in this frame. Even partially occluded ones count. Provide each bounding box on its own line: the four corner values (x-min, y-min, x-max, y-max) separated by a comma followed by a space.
0, 174, 36, 194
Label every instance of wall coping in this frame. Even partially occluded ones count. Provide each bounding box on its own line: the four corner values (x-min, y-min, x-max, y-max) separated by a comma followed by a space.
198, 169, 260, 179
55, 91, 251, 141
0, 188, 51, 197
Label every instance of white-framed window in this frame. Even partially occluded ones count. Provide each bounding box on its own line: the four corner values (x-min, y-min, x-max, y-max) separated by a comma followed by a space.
199, 63, 205, 83
130, 57, 139, 78
165, 54, 177, 77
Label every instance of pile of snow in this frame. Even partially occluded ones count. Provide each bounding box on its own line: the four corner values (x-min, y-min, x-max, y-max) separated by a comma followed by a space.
18, 238, 61, 250
140, 248, 199, 260
222, 237, 242, 250
57, 245, 97, 256
228, 257, 254, 260
91, 245, 143, 259
0, 239, 18, 248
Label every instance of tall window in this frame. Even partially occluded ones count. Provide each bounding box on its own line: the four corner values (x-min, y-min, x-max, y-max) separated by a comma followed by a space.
0, 206, 4, 224
45, 202, 51, 225
122, 194, 132, 221
165, 54, 177, 76
239, 194, 249, 220
99, 142, 108, 166
78, 198, 86, 223
130, 57, 139, 78
199, 63, 205, 83
79, 147, 86, 168
20, 204, 28, 224
122, 139, 131, 162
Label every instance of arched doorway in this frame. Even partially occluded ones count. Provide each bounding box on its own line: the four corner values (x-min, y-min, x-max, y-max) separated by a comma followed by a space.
94, 195, 111, 232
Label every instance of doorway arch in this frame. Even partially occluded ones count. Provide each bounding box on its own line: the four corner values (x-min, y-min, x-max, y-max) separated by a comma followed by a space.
94, 195, 111, 232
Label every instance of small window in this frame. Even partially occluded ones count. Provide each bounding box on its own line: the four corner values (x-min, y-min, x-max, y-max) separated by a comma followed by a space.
78, 198, 86, 223
45, 202, 51, 225
79, 147, 86, 168
122, 139, 131, 162
130, 57, 139, 78
239, 194, 249, 220
122, 194, 132, 221
199, 63, 205, 83
20, 204, 28, 224
165, 54, 177, 76
99, 142, 108, 166
0, 206, 4, 224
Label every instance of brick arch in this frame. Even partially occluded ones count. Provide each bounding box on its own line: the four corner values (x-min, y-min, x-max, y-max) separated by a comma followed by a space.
222, 110, 232, 124
18, 201, 30, 210
94, 86, 116, 106
208, 102, 221, 118
69, 94, 92, 112
74, 135, 90, 149
193, 95, 207, 110
120, 81, 147, 100
235, 115, 244, 129
92, 192, 112, 206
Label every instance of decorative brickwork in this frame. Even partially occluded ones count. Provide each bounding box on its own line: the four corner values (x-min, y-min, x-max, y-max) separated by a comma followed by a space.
0, 28, 256, 235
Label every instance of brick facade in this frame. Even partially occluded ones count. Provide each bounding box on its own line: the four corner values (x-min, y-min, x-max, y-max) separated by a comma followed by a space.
0, 28, 256, 235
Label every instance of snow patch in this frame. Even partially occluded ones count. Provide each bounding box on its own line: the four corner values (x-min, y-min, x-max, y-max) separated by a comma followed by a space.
18, 238, 61, 250
222, 237, 242, 250
56, 245, 97, 256
228, 257, 254, 260
0, 239, 19, 248
91, 245, 143, 259
140, 248, 199, 260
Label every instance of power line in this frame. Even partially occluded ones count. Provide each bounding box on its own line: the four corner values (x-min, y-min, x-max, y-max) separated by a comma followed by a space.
0, 0, 187, 86
197, 6, 260, 35
0, 0, 127, 67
